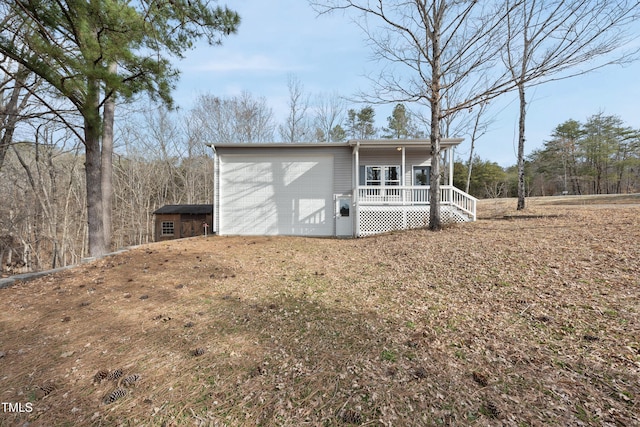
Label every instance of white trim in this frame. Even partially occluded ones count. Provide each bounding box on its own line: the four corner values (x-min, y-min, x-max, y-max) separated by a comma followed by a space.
448, 146, 454, 187
354, 143, 360, 237
401, 147, 406, 186
209, 138, 464, 150
212, 148, 219, 234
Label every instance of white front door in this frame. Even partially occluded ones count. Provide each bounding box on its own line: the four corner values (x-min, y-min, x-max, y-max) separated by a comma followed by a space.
335, 195, 353, 237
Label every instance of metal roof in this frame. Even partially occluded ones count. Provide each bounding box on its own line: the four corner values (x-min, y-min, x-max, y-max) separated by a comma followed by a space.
348, 138, 463, 148
208, 138, 463, 150
153, 204, 213, 215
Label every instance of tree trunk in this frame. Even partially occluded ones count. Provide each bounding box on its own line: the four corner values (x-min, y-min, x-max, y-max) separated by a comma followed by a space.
0, 66, 29, 171
84, 79, 106, 257
516, 83, 526, 210
101, 65, 116, 251
569, 149, 581, 195
465, 107, 484, 194
429, 113, 441, 230
466, 145, 474, 195
429, 7, 442, 231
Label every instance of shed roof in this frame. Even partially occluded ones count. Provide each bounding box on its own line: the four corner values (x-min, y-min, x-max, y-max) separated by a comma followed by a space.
153, 204, 213, 215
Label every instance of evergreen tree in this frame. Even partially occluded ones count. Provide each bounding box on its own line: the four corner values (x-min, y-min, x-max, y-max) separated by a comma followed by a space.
454, 157, 507, 198
383, 104, 411, 139
330, 124, 347, 142
527, 114, 640, 195
549, 119, 584, 194
345, 106, 377, 139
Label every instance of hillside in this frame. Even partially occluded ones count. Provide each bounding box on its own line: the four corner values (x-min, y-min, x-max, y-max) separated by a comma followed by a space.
1, 201, 639, 426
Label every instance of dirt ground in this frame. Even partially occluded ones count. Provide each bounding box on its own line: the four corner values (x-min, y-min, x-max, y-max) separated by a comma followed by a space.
1, 197, 639, 426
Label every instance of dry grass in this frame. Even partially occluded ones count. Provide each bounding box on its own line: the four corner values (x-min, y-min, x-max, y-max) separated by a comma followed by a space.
477, 193, 640, 219
1, 199, 639, 426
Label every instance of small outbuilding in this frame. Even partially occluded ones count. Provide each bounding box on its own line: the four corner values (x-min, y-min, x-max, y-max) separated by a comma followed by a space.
153, 204, 213, 242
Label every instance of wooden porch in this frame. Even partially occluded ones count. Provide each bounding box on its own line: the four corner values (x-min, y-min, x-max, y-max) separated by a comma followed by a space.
348, 138, 477, 237
355, 185, 477, 236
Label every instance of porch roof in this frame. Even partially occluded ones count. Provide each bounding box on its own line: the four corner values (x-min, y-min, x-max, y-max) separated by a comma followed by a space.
208, 138, 463, 150
347, 138, 463, 149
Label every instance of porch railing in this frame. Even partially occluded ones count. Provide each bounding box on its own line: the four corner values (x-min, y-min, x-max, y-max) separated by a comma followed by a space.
357, 185, 477, 221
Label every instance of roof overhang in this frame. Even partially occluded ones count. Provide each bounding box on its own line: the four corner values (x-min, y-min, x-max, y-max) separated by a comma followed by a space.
207, 142, 348, 149
206, 138, 463, 150
347, 138, 463, 149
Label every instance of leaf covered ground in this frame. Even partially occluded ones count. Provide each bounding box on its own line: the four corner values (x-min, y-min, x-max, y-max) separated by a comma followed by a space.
1, 198, 639, 426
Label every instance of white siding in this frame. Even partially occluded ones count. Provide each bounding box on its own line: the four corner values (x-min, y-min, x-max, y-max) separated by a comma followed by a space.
218, 152, 337, 236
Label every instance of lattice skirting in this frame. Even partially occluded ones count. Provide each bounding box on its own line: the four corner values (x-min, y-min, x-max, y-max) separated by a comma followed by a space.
358, 205, 470, 236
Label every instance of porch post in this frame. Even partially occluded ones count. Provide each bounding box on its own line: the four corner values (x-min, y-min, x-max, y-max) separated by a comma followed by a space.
401, 146, 406, 202
354, 142, 360, 237
401, 146, 407, 229
448, 147, 453, 203
449, 146, 454, 187
400, 146, 407, 187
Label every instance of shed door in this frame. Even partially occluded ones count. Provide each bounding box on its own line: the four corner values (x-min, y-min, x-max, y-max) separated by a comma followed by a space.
219, 155, 334, 236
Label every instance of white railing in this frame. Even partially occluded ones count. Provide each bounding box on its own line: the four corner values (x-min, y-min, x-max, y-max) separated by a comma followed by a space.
357, 185, 477, 221
448, 186, 477, 221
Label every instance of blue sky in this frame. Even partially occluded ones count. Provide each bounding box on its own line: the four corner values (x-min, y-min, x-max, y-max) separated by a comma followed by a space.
173, 0, 640, 167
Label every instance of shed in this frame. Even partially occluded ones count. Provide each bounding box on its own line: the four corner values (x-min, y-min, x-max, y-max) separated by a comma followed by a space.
153, 204, 213, 241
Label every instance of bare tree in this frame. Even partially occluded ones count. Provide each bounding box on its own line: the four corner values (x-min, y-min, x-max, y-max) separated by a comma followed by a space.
1, 118, 85, 271
503, 0, 640, 210
279, 75, 312, 142
464, 102, 493, 193
183, 115, 215, 204
112, 109, 183, 247
313, 91, 345, 142
110, 106, 216, 248
0, 59, 41, 171
312, 1, 519, 229
190, 92, 275, 143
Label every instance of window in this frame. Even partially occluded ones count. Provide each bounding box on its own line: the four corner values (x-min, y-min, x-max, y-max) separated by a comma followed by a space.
161, 221, 175, 236
365, 165, 401, 186
338, 198, 350, 217
366, 166, 381, 186
413, 166, 431, 186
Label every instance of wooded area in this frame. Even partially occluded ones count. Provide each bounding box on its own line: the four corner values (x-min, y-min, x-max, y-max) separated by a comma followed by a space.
0, 107, 215, 273
528, 114, 640, 196
0, 86, 412, 273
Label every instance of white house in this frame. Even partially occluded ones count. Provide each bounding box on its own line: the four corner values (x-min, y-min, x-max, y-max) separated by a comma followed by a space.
209, 139, 476, 237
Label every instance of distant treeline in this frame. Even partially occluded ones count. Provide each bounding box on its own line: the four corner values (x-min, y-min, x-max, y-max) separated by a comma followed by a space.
455, 113, 640, 199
